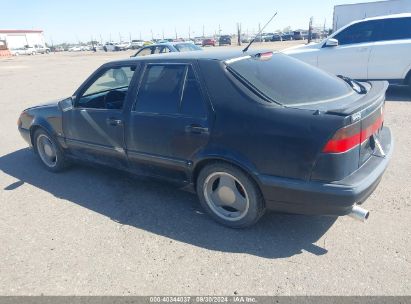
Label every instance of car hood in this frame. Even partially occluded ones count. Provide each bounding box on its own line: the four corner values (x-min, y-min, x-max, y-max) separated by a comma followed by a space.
25, 98, 67, 111
282, 42, 322, 54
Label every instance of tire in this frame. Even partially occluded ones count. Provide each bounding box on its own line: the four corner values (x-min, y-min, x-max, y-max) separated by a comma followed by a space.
196, 162, 265, 228
34, 129, 69, 172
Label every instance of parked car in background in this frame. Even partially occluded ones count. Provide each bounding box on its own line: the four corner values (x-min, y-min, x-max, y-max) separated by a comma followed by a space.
17, 50, 392, 228
68, 46, 82, 52
281, 33, 294, 41
10, 47, 34, 56
262, 33, 275, 42
202, 38, 216, 47
194, 38, 203, 45
293, 31, 305, 40
241, 36, 252, 43
131, 40, 144, 49
131, 42, 202, 57
103, 42, 130, 52
219, 35, 232, 45
31, 44, 50, 54
271, 34, 283, 41
284, 13, 411, 87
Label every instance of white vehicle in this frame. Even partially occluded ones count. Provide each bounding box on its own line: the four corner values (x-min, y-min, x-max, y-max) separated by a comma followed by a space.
68, 46, 82, 52
131, 40, 144, 49
10, 47, 35, 56
103, 42, 130, 52
283, 14, 411, 87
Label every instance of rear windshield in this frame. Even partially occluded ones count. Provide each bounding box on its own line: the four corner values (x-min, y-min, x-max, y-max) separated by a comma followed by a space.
227, 53, 354, 105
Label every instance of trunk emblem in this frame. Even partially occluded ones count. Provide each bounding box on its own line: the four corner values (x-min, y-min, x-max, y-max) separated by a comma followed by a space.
351, 112, 362, 122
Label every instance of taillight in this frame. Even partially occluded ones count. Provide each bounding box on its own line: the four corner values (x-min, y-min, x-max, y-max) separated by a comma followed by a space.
323, 106, 384, 154
322, 122, 361, 153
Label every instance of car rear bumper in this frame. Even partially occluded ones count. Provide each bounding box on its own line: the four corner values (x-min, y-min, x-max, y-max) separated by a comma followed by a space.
258, 127, 393, 216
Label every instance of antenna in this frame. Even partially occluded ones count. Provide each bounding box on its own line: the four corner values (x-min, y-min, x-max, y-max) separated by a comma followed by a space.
243, 12, 278, 53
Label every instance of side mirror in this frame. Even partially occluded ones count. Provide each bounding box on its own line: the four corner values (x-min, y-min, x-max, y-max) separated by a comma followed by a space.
325, 38, 339, 47
60, 96, 74, 111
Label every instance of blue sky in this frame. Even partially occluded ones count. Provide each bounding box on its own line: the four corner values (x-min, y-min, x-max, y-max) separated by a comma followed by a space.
1, 0, 377, 43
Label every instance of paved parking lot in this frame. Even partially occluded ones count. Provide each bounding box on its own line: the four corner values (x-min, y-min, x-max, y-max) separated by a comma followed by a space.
0, 41, 410, 295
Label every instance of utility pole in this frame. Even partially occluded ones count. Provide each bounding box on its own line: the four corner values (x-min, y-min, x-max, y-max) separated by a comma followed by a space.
189, 26, 191, 39
100, 34, 103, 45
308, 17, 313, 43
258, 23, 261, 41
175, 27, 178, 40
162, 29, 164, 40
237, 23, 242, 46
150, 29, 153, 40
129, 32, 132, 42
202, 25, 205, 38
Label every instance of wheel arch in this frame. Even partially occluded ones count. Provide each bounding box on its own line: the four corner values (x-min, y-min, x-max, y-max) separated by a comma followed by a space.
29, 119, 58, 148
191, 156, 262, 191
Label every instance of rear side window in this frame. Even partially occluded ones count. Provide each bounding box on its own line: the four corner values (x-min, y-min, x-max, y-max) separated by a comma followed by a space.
334, 20, 379, 45
181, 67, 207, 117
135, 64, 207, 116
378, 17, 411, 41
135, 65, 186, 114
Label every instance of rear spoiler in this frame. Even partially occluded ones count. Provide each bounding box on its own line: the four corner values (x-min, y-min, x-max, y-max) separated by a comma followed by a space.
326, 81, 388, 118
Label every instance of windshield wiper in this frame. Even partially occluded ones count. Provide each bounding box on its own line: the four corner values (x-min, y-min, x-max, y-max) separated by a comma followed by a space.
337, 75, 367, 94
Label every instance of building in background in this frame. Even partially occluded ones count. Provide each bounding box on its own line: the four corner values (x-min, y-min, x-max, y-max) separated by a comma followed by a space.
333, 0, 411, 31
0, 29, 45, 49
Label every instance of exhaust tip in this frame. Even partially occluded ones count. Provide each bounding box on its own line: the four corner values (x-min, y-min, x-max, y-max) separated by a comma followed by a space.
348, 205, 370, 222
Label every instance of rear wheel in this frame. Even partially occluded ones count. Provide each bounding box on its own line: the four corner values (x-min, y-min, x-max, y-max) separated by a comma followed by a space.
196, 162, 265, 228
34, 129, 68, 172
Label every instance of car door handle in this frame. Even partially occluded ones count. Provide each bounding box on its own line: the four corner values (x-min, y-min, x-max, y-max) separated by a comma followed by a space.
185, 124, 209, 134
106, 118, 123, 126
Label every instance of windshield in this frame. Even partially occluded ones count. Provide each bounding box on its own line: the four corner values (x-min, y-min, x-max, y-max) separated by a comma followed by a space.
227, 53, 354, 105
174, 43, 202, 52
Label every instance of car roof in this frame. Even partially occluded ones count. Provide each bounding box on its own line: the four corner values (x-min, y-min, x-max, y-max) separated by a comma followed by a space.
114, 49, 267, 64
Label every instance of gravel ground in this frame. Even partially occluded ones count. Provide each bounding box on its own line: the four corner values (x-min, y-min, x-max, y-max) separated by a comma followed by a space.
0, 41, 410, 295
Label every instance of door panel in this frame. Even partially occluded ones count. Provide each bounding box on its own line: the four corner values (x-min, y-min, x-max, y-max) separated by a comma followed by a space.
62, 65, 137, 167
125, 63, 211, 182
368, 40, 411, 80
317, 43, 371, 79
63, 108, 127, 167
126, 113, 209, 180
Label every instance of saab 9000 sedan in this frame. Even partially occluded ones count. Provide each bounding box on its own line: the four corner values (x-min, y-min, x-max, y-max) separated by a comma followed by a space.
17, 50, 393, 228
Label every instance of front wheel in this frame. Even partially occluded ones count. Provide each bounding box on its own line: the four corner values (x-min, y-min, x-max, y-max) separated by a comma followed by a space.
34, 129, 68, 172
196, 162, 265, 228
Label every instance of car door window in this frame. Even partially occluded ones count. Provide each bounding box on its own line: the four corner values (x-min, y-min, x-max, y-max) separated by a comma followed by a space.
134, 64, 186, 114
77, 66, 136, 110
180, 66, 207, 117
334, 21, 379, 45
378, 18, 411, 41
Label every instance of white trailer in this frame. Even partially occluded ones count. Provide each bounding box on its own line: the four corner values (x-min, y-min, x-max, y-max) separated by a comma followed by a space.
0, 30, 46, 49
333, 0, 411, 31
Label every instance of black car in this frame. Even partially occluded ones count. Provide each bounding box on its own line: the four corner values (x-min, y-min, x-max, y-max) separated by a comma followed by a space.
219, 35, 232, 46
18, 50, 392, 228
271, 34, 283, 41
